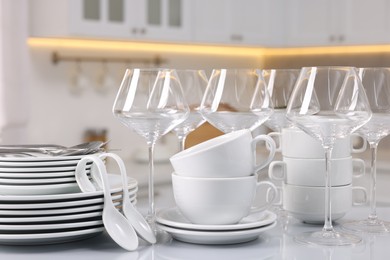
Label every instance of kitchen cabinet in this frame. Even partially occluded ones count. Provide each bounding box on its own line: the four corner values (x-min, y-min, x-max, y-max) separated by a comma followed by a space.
284, 0, 390, 46
30, 0, 192, 42
192, 0, 284, 46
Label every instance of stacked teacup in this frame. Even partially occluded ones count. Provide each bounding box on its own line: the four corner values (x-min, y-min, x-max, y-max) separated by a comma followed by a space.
268, 127, 368, 224
169, 129, 278, 225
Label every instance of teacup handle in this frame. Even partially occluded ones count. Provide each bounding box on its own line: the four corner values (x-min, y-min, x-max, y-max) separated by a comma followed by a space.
267, 132, 282, 152
351, 133, 367, 154
352, 158, 366, 179
352, 186, 368, 206
250, 181, 278, 213
266, 185, 283, 206
268, 161, 286, 181
252, 134, 276, 173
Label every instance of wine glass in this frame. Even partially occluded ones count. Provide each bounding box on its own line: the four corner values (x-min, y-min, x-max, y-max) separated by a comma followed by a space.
342, 67, 390, 234
200, 69, 273, 133
286, 66, 372, 246
112, 68, 189, 226
263, 69, 300, 132
171, 70, 208, 151
262, 69, 300, 215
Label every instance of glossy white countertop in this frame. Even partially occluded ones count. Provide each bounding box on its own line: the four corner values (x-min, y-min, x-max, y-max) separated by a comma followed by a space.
0, 205, 389, 260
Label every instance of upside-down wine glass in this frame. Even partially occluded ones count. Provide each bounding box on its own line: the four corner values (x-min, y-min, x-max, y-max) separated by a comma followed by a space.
286, 66, 372, 246
342, 67, 390, 234
171, 70, 208, 151
112, 68, 189, 227
200, 69, 273, 133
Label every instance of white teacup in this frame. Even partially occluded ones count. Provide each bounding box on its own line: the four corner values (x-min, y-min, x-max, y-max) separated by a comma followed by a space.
171, 173, 278, 225
282, 183, 367, 224
170, 129, 276, 178
268, 127, 366, 158
268, 156, 365, 187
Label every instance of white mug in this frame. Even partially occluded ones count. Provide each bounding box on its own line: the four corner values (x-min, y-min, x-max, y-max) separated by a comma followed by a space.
268, 127, 366, 158
171, 173, 278, 225
282, 183, 367, 223
268, 156, 365, 187
170, 129, 276, 178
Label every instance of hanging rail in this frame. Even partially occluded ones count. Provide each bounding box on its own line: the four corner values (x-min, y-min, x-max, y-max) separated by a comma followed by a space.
51, 52, 167, 66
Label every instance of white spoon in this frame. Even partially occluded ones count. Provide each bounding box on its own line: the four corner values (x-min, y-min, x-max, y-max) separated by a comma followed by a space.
80, 155, 139, 251
99, 153, 156, 244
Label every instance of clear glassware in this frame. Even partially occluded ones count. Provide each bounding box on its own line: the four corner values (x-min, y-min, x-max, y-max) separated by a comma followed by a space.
263, 69, 300, 132
342, 68, 390, 234
112, 68, 189, 227
200, 69, 273, 133
171, 70, 208, 151
286, 66, 372, 246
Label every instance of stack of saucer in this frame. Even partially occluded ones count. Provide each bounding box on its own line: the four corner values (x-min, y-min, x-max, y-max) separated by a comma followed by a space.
0, 154, 138, 245
156, 208, 277, 245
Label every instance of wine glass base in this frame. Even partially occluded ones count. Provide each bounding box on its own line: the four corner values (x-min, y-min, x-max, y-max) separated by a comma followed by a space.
294, 230, 362, 247
342, 219, 390, 234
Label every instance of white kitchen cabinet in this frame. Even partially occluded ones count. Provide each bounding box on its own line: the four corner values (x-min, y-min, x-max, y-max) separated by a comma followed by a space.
192, 0, 284, 46
30, 0, 192, 42
284, 0, 390, 46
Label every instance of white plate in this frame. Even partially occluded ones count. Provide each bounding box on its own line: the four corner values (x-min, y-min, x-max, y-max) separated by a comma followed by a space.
0, 170, 91, 179
157, 222, 277, 245
0, 159, 92, 168
0, 182, 81, 195
0, 220, 103, 232
0, 153, 100, 162
0, 187, 137, 209
0, 211, 103, 223
156, 208, 277, 231
0, 196, 136, 216
0, 165, 91, 173
0, 173, 136, 197
0, 226, 105, 245
0, 176, 78, 184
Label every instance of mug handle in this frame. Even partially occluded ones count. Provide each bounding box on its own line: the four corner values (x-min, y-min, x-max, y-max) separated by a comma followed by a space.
352, 186, 368, 206
267, 132, 282, 152
252, 134, 276, 173
268, 161, 286, 181
351, 133, 367, 154
250, 181, 278, 213
266, 185, 283, 206
352, 158, 366, 179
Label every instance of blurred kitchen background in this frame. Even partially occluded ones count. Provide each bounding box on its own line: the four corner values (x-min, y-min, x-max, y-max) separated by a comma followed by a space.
2, 0, 390, 163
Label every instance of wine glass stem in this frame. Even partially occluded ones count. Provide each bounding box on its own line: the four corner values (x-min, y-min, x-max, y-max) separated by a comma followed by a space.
323, 147, 334, 232
368, 142, 379, 221
178, 135, 187, 151
147, 143, 155, 221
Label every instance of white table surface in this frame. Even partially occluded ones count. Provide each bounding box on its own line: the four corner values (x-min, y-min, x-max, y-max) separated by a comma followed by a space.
0, 205, 390, 260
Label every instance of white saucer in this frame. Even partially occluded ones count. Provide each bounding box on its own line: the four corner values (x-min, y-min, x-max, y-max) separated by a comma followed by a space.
156, 208, 277, 231
157, 222, 277, 245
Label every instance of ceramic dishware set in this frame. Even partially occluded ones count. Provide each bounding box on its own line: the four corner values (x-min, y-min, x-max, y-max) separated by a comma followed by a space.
0, 151, 138, 246
153, 129, 279, 244
268, 127, 368, 223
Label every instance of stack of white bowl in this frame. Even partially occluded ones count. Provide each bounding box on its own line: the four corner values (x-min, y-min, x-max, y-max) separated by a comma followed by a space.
268, 127, 367, 224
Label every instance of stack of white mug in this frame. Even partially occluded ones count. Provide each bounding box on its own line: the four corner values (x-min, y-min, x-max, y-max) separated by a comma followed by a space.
169, 129, 278, 225
268, 127, 368, 224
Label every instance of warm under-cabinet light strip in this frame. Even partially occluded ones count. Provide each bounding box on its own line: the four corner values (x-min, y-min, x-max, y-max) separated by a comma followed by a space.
28, 37, 390, 57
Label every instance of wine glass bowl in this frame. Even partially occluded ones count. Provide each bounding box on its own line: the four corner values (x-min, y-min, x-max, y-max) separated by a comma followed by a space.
112, 68, 189, 226
200, 69, 273, 133
286, 66, 372, 246
171, 70, 208, 150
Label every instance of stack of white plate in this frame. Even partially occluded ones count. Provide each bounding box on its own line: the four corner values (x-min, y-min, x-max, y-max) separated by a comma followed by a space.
156, 208, 277, 245
0, 154, 138, 245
